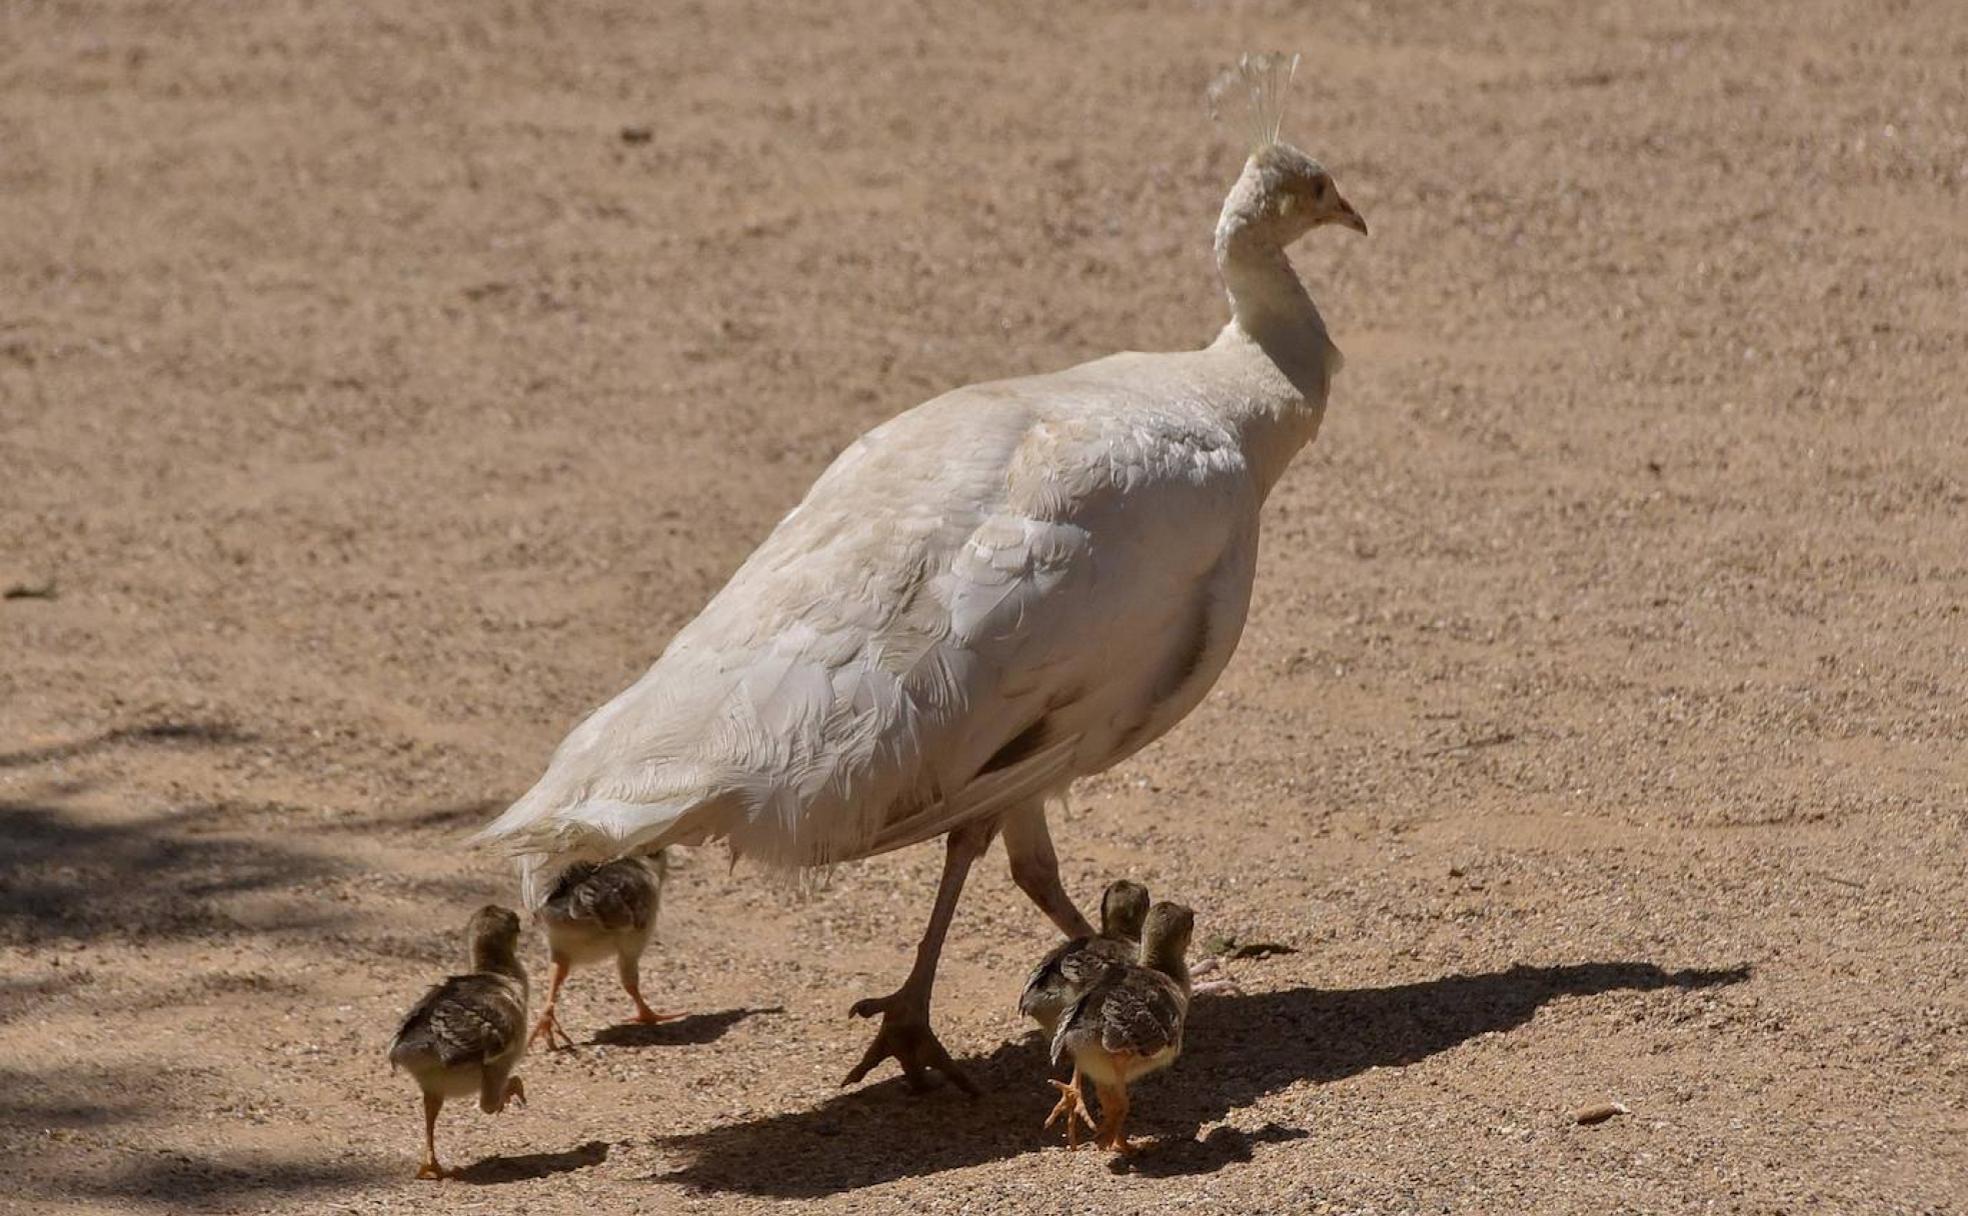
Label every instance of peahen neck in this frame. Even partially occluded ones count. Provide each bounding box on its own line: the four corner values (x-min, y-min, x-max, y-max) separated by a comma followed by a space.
1210, 220, 1340, 498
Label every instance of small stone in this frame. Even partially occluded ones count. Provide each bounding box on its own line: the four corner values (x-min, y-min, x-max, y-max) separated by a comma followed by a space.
1572, 1101, 1629, 1125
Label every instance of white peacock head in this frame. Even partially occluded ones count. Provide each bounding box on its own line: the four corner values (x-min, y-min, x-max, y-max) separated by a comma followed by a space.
1211, 53, 1368, 241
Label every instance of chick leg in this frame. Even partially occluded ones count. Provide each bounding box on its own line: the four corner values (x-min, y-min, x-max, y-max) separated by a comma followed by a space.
528, 955, 574, 1050
618, 951, 684, 1024
500, 1076, 526, 1111
1043, 1064, 1095, 1149
1002, 802, 1094, 938
415, 1092, 446, 1180
1094, 1080, 1134, 1154
843, 818, 994, 1096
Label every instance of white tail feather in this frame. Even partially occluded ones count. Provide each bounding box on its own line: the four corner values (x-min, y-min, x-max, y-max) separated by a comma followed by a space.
475, 792, 702, 907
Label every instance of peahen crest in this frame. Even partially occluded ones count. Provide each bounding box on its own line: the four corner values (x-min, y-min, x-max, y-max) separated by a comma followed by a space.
1208, 52, 1301, 154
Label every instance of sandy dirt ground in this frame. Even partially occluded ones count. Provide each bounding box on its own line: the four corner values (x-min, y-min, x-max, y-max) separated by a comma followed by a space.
3, 0, 1965, 1212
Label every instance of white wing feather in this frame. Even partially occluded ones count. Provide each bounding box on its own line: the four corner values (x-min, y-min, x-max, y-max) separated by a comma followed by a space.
475, 354, 1268, 897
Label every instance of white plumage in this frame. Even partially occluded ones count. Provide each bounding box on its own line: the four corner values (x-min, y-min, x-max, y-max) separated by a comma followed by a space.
476, 56, 1365, 1089
488, 380, 1268, 881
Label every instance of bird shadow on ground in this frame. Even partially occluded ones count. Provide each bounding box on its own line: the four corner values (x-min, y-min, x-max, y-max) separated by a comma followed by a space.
648, 960, 1748, 1197
1112, 1121, 1312, 1177
591, 1006, 785, 1049
451, 1139, 610, 1185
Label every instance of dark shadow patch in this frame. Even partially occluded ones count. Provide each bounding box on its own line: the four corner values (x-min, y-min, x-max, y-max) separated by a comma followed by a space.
451, 1139, 609, 1185
152, 970, 315, 1006
374, 869, 509, 907
590, 1005, 784, 1049
334, 928, 452, 968
1150, 586, 1214, 704
0, 721, 258, 771
329, 798, 505, 838
0, 969, 93, 1024
0, 1062, 202, 1132
0, 799, 349, 946
977, 716, 1053, 776
71, 1153, 390, 1211
650, 961, 1748, 1197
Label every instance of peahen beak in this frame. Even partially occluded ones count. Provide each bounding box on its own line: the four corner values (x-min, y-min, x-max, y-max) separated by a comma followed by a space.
1335, 194, 1369, 236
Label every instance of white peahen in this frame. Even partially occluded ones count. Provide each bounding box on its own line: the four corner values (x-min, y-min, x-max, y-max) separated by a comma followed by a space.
474, 55, 1365, 1092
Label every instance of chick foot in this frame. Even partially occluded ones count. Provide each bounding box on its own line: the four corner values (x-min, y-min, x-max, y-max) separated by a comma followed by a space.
1043, 1069, 1095, 1148
528, 1005, 575, 1051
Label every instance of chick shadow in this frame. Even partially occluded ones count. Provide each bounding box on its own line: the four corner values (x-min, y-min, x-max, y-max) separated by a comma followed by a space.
590, 1006, 784, 1049
1112, 1122, 1311, 1177
451, 1139, 609, 1185
650, 961, 1747, 1197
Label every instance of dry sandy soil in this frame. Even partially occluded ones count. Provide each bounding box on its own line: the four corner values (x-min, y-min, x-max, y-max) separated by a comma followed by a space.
3, 0, 1964, 1212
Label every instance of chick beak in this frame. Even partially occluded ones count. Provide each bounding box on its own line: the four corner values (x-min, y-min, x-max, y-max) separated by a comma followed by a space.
1335, 193, 1369, 236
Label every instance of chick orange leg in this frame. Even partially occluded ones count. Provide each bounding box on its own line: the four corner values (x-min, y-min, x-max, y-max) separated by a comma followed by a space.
529, 955, 574, 1050
415, 1092, 446, 1180
843, 819, 992, 1096
1043, 1065, 1095, 1149
1094, 1081, 1134, 1154
618, 953, 684, 1024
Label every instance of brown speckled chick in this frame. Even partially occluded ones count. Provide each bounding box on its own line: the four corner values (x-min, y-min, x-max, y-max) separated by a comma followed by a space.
1019, 879, 1152, 1037
1047, 900, 1195, 1153
388, 905, 529, 1180
529, 853, 676, 1049
1024, 880, 1151, 1148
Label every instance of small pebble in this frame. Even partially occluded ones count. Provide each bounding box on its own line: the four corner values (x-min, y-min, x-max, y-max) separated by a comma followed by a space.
1572, 1101, 1629, 1125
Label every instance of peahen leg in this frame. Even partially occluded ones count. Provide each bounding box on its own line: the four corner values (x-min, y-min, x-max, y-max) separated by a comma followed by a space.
1001, 802, 1094, 938
841, 818, 994, 1096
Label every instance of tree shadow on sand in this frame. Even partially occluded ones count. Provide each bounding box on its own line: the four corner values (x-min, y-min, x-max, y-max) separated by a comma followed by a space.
66, 1153, 391, 1211
0, 798, 349, 945
650, 961, 1747, 1197
0, 721, 258, 771
0, 1062, 186, 1134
